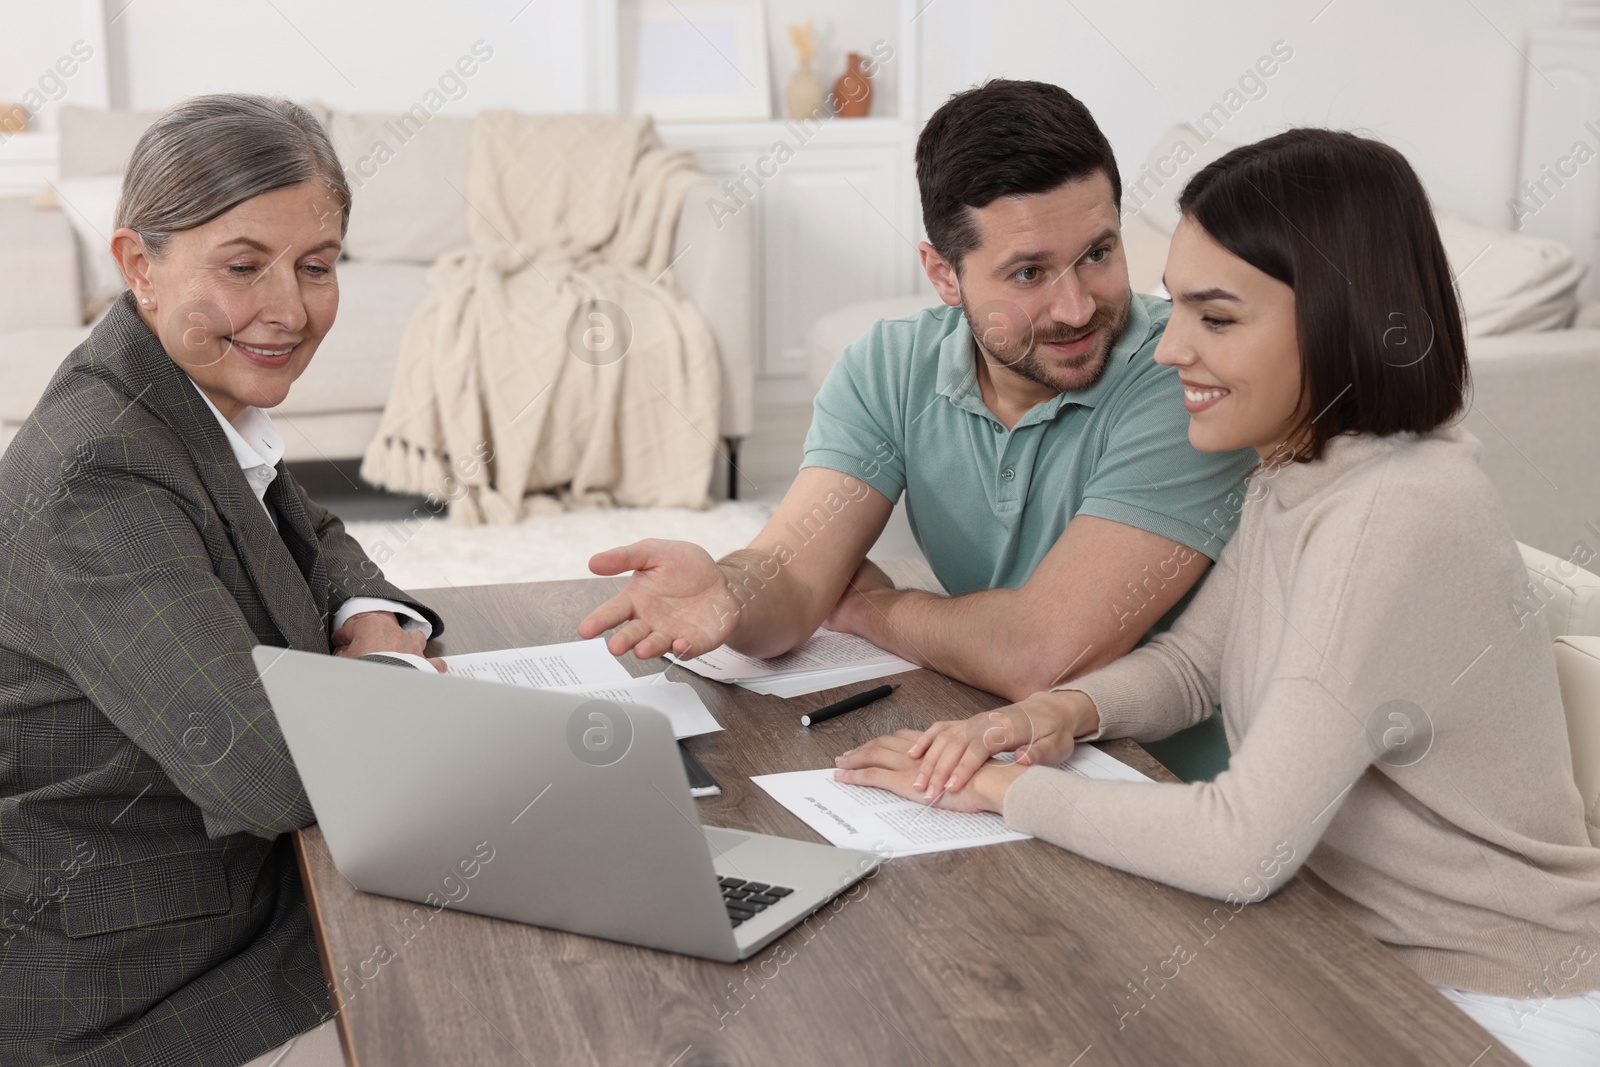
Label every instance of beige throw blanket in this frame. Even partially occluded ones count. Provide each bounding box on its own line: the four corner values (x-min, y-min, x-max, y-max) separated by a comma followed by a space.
361, 112, 720, 524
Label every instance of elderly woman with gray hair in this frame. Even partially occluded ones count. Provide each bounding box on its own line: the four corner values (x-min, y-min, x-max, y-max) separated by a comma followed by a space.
0, 94, 445, 1066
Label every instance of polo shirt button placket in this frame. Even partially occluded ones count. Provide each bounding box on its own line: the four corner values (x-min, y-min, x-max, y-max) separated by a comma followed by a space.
994, 439, 1022, 507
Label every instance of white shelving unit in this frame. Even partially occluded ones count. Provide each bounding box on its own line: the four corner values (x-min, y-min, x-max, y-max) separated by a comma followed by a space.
599, 0, 926, 386
0, 133, 62, 198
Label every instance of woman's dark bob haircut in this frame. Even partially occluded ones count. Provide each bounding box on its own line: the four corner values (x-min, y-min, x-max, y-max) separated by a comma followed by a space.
1177, 128, 1468, 462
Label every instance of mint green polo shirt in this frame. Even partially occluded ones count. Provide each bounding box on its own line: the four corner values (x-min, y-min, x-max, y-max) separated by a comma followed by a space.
803, 294, 1258, 597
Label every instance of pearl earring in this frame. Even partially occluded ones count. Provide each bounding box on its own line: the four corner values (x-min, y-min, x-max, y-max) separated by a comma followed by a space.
140, 297, 150, 306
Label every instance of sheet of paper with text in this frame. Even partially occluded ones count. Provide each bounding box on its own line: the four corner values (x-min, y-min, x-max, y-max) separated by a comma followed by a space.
752, 746, 1152, 857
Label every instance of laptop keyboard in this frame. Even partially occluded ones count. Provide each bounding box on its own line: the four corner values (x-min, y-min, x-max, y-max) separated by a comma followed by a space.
718, 876, 795, 927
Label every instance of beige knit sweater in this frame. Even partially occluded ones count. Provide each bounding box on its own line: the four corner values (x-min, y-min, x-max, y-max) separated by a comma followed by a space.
1003, 427, 1600, 998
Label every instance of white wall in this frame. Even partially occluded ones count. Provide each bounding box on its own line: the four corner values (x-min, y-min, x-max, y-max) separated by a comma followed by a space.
918, 0, 1564, 230
106, 0, 594, 117
0, 1, 108, 131
10, 0, 1562, 230
5, 0, 906, 126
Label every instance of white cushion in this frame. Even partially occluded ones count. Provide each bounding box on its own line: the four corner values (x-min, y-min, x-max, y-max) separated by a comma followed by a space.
804, 296, 942, 392
57, 105, 162, 179
274, 260, 432, 416
1437, 211, 1587, 338
52, 175, 124, 318
1126, 124, 1238, 236
1518, 542, 1600, 642
1123, 126, 1588, 340
329, 111, 471, 264
1121, 211, 1171, 296
1553, 636, 1600, 847
58, 103, 335, 180
0, 195, 82, 330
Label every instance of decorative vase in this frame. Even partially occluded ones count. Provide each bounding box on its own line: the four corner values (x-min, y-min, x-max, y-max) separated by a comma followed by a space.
833, 52, 872, 118
786, 63, 826, 121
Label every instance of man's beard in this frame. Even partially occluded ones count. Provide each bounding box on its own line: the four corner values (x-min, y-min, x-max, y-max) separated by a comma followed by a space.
964, 295, 1131, 394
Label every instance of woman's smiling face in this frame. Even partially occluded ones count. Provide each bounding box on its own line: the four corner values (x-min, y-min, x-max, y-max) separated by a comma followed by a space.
1154, 215, 1306, 460
114, 180, 342, 422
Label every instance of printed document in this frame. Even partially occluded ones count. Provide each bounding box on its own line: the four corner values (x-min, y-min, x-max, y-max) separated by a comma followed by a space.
668, 628, 918, 698
441, 640, 721, 738
752, 746, 1152, 857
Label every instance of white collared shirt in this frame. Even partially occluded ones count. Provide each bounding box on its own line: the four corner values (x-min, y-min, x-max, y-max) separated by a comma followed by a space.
188, 379, 436, 670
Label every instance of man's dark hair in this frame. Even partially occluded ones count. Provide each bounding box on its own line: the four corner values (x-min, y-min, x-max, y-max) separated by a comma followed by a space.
1178, 127, 1468, 462
916, 79, 1121, 272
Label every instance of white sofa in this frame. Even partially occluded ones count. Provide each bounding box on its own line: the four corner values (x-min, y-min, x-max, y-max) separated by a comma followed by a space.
806, 125, 1600, 557
0, 104, 756, 492
1519, 541, 1600, 845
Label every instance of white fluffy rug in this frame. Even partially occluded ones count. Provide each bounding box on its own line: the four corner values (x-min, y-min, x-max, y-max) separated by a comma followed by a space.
342, 501, 776, 589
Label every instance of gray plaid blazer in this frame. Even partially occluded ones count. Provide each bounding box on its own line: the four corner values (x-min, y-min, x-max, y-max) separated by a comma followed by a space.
0, 292, 443, 1066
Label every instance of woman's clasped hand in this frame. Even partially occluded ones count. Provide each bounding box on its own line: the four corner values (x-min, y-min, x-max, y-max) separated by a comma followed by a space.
834, 689, 1096, 811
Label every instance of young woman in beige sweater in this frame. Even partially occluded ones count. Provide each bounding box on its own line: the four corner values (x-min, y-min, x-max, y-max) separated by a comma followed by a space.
835, 129, 1600, 1066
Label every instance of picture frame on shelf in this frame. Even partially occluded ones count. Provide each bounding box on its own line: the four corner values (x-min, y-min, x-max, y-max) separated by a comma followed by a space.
623, 0, 771, 121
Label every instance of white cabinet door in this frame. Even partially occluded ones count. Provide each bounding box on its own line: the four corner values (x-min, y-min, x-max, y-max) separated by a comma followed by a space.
1519, 30, 1600, 301
659, 123, 920, 382
759, 145, 913, 377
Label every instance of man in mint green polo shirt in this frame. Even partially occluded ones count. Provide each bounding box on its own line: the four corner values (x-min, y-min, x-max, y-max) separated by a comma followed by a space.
580, 79, 1256, 780
806, 289, 1226, 599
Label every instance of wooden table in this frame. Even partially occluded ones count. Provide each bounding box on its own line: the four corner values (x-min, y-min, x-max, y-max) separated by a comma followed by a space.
295, 570, 1513, 1066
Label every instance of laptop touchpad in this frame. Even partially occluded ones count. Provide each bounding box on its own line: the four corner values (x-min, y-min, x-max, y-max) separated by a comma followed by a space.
702, 826, 754, 857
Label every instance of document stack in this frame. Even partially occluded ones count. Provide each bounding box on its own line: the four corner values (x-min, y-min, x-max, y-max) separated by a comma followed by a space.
667, 628, 918, 698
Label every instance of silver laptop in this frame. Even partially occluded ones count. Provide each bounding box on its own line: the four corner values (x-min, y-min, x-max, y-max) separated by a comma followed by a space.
252, 646, 880, 962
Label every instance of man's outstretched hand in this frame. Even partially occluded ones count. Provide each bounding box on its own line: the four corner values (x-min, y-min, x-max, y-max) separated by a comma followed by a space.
578, 539, 741, 660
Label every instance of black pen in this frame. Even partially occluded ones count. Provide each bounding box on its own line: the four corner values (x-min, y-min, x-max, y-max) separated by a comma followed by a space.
800, 683, 897, 727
